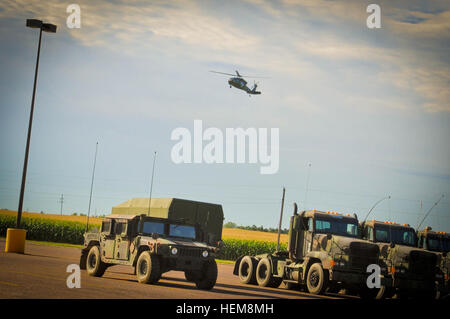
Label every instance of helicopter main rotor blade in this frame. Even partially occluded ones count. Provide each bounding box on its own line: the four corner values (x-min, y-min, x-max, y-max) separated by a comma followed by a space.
209, 70, 236, 76
210, 70, 270, 79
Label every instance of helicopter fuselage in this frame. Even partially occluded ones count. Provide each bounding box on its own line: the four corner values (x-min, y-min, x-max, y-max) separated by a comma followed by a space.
228, 77, 260, 95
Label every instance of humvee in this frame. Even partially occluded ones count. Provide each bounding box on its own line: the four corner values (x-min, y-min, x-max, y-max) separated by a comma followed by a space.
234, 205, 387, 299
360, 220, 442, 298
417, 227, 449, 298
79, 198, 224, 290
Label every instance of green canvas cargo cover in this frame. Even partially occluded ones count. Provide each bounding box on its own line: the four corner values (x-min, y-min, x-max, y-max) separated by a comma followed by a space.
111, 198, 224, 245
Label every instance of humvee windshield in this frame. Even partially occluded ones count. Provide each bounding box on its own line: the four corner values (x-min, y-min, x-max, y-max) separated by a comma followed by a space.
143, 221, 165, 236
315, 218, 358, 237
169, 224, 196, 239
142, 220, 196, 240
375, 226, 416, 246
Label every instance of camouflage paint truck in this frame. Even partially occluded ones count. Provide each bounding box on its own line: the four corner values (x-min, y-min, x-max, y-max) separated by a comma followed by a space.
80, 198, 224, 290
233, 205, 386, 298
417, 227, 449, 298
360, 220, 442, 298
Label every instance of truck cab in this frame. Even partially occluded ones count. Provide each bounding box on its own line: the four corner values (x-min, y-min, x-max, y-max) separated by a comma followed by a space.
360, 220, 441, 298
417, 227, 449, 298
234, 206, 385, 298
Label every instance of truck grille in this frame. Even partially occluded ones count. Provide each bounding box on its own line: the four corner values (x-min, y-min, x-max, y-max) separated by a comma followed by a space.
349, 242, 379, 271
178, 248, 202, 258
409, 250, 436, 277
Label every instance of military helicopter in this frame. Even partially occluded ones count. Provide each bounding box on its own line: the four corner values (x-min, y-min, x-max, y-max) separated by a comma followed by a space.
210, 70, 266, 96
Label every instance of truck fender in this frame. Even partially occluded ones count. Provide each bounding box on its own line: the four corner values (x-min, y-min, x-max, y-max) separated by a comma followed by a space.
80, 240, 100, 270
132, 246, 150, 268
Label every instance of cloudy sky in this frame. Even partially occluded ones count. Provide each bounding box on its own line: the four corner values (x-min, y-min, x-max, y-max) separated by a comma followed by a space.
0, 0, 449, 231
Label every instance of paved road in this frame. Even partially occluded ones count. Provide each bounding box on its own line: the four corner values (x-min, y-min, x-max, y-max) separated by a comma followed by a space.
0, 240, 349, 299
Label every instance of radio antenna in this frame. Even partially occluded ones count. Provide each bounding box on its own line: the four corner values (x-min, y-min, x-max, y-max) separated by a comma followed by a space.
147, 151, 157, 216
85, 142, 98, 233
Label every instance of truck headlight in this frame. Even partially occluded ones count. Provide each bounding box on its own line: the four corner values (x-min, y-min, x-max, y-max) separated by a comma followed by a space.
202, 250, 209, 258
171, 247, 178, 255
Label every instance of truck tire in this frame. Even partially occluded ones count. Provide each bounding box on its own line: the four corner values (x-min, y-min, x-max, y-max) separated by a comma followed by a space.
256, 257, 282, 288
136, 251, 161, 284
306, 263, 328, 295
195, 259, 218, 290
185, 270, 201, 282
238, 256, 257, 284
86, 246, 107, 277
358, 286, 380, 299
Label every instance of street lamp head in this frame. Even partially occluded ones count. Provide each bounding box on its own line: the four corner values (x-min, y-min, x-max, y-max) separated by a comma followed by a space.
42, 23, 57, 33
26, 19, 43, 29
26, 19, 57, 33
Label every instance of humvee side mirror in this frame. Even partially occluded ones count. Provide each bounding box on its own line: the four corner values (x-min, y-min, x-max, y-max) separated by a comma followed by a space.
390, 242, 395, 248
151, 233, 159, 240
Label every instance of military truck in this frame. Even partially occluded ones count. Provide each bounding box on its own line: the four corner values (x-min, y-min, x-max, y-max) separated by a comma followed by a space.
360, 220, 442, 298
79, 198, 224, 290
233, 205, 387, 298
417, 227, 449, 298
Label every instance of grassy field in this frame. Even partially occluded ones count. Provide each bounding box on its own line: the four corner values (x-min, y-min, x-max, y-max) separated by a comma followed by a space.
1, 209, 288, 243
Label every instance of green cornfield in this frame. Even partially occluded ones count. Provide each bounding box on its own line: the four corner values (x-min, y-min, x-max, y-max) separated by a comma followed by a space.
0, 214, 285, 260
0, 214, 97, 245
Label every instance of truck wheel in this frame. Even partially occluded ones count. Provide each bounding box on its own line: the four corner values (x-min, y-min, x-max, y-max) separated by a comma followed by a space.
256, 258, 282, 288
238, 256, 257, 284
86, 246, 107, 277
136, 251, 161, 284
306, 263, 328, 295
195, 259, 218, 290
358, 286, 380, 299
185, 270, 201, 282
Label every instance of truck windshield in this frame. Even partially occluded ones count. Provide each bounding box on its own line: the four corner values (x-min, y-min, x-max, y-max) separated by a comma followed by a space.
315, 218, 358, 237
443, 237, 450, 252
427, 236, 450, 253
375, 226, 416, 246
169, 224, 196, 239
142, 221, 165, 236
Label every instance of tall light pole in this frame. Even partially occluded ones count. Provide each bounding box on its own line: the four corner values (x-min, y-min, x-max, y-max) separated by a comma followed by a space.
16, 19, 57, 228
5, 19, 56, 254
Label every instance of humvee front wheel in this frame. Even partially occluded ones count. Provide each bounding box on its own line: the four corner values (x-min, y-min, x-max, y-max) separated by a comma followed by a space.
86, 246, 107, 277
185, 270, 200, 282
136, 251, 161, 284
306, 263, 328, 295
195, 259, 218, 290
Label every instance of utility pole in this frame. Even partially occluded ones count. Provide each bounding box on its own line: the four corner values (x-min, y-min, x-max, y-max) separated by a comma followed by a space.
57, 194, 64, 215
